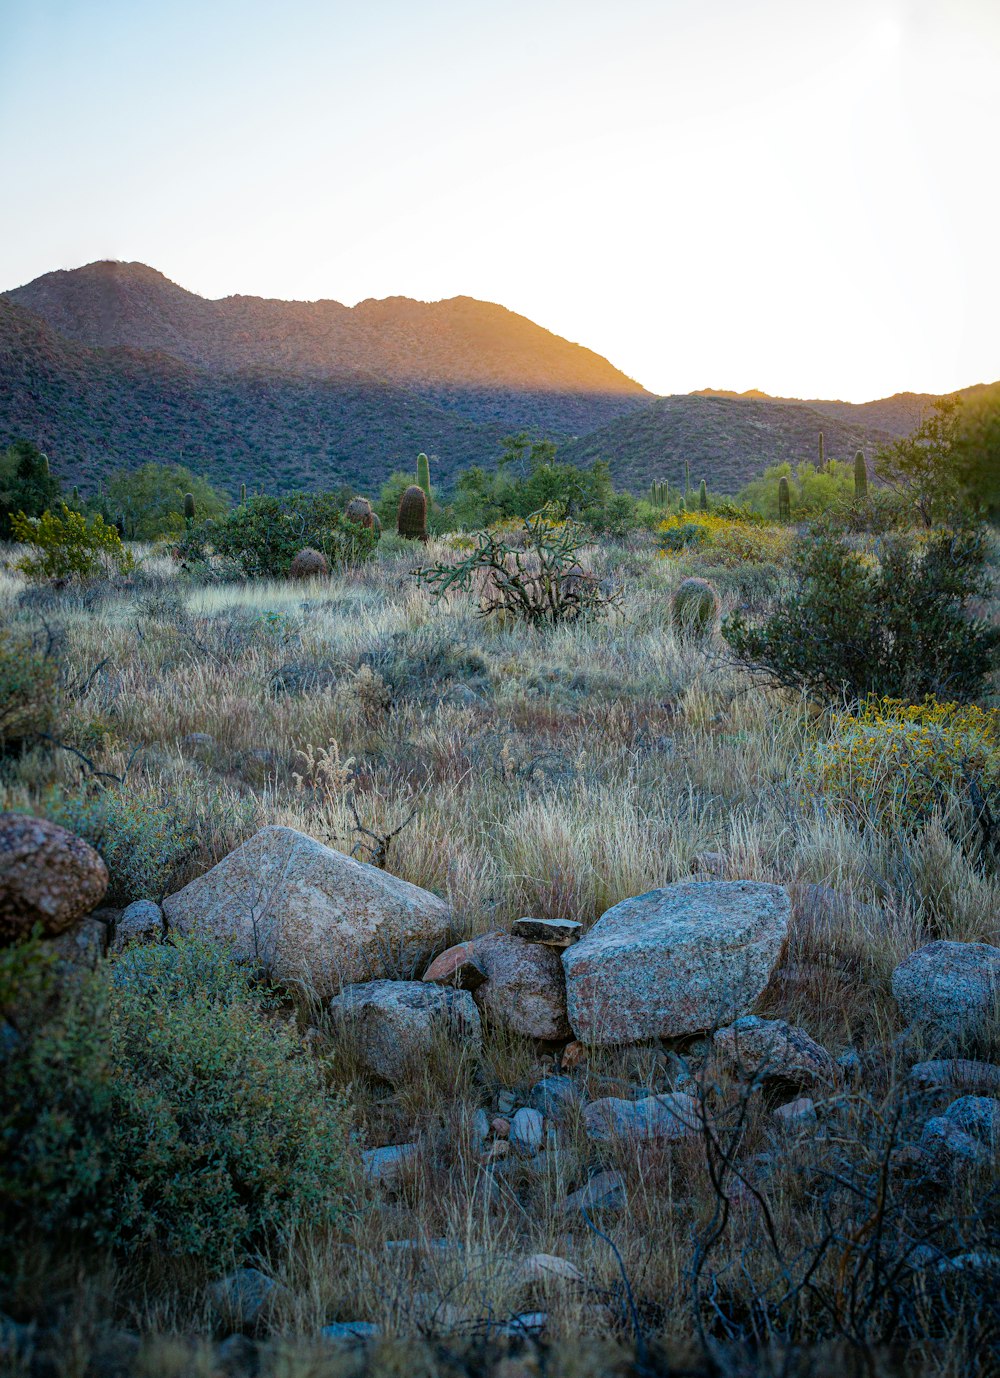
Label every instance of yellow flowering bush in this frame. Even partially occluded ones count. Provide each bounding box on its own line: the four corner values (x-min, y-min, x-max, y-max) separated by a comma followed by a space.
802, 697, 1000, 835
657, 510, 793, 565
12, 504, 134, 581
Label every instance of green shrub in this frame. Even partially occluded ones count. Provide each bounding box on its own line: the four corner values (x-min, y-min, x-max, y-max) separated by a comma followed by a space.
0, 629, 58, 749
212, 493, 376, 577
0, 937, 354, 1269
723, 527, 1000, 704
0, 440, 61, 539
11, 504, 135, 581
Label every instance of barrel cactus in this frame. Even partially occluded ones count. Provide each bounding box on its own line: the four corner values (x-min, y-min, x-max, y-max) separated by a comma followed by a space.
671, 577, 720, 638
854, 449, 868, 501
778, 475, 791, 522
289, 547, 330, 579
417, 452, 431, 499
345, 496, 375, 529
397, 484, 428, 540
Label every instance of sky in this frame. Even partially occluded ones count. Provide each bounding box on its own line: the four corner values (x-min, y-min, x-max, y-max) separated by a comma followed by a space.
1, 0, 999, 401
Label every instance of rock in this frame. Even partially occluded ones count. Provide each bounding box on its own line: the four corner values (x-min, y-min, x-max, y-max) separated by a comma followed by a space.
110, 899, 163, 953
0, 813, 109, 942
422, 939, 488, 990
162, 827, 452, 999
497, 1090, 517, 1116
919, 1117, 991, 1168
472, 932, 571, 1040
562, 881, 790, 1045
509, 1107, 545, 1155
712, 1017, 836, 1090
772, 1097, 817, 1129
470, 1108, 491, 1149
527, 1075, 580, 1121
321, 1321, 380, 1342
583, 1091, 701, 1142
561, 1040, 587, 1070
692, 851, 727, 877
362, 1142, 419, 1186
50, 915, 108, 969
942, 1096, 1000, 1148
910, 1059, 1000, 1096
511, 917, 582, 947
215, 1334, 259, 1375
328, 980, 480, 1084
559, 1170, 626, 1214
491, 1116, 510, 1138
891, 940, 1000, 1047
180, 732, 214, 753
516, 1254, 584, 1286
208, 1268, 282, 1328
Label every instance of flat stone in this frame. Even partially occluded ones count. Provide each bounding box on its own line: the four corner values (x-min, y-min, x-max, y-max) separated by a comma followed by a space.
563, 881, 790, 1045
583, 1091, 701, 1142
422, 939, 488, 990
163, 827, 452, 999
511, 917, 582, 947
328, 980, 480, 1084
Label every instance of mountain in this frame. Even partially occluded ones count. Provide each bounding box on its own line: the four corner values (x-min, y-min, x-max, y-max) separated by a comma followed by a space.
6, 261, 649, 436
559, 394, 898, 494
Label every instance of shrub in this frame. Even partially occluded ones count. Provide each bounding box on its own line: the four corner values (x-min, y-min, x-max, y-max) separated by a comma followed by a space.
0, 440, 61, 539
11, 505, 135, 581
0, 629, 58, 749
0, 937, 354, 1268
723, 528, 1000, 704
213, 494, 376, 578
657, 510, 793, 565
802, 697, 1000, 840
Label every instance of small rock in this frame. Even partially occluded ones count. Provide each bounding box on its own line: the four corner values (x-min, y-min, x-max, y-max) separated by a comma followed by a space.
422, 939, 488, 990
208, 1268, 281, 1328
562, 881, 790, 1045
516, 1253, 584, 1286
362, 1142, 419, 1187
527, 1075, 580, 1121
110, 899, 164, 953
942, 1096, 1000, 1148
491, 1116, 510, 1138
50, 915, 108, 969
510, 1107, 545, 1155
0, 813, 109, 942
772, 1097, 817, 1128
321, 1321, 381, 1342
559, 1170, 626, 1214
919, 1117, 990, 1168
327, 980, 481, 1085
511, 917, 582, 947
497, 1090, 517, 1116
713, 1016, 836, 1090
472, 932, 571, 1040
892, 940, 1000, 1048
470, 1108, 491, 1149
583, 1091, 701, 1142
561, 1040, 587, 1070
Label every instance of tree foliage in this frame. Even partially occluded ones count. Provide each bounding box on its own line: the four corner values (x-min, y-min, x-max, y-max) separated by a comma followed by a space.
0, 439, 61, 538
102, 462, 229, 540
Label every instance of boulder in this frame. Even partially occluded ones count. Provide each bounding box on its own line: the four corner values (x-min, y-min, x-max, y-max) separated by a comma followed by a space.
511, 917, 582, 948
472, 932, 571, 1040
891, 940, 1000, 1047
942, 1096, 1000, 1148
0, 813, 109, 942
162, 827, 452, 998
712, 1016, 836, 1090
562, 881, 790, 1045
327, 979, 480, 1084
111, 899, 163, 953
583, 1091, 701, 1142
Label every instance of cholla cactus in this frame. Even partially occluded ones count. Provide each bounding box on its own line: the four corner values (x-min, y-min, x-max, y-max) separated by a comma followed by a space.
671, 577, 720, 638
397, 484, 428, 540
778, 476, 791, 522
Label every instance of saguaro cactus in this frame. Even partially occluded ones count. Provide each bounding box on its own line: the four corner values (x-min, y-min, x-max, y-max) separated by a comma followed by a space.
854, 449, 868, 501
183, 492, 196, 528
417, 452, 431, 500
818, 432, 825, 471
778, 475, 791, 522
699, 479, 708, 511
240, 482, 247, 505
397, 484, 428, 540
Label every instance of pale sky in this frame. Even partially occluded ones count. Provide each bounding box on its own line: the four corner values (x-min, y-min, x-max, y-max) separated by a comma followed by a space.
2, 0, 998, 401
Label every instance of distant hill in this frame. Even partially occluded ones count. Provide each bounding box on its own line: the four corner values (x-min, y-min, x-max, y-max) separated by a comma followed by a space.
559, 394, 898, 494
6, 261, 649, 437
0, 299, 509, 495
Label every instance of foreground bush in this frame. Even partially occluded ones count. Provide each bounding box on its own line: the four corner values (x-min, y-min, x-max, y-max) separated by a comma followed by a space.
724, 528, 1000, 703
0, 937, 353, 1270
802, 697, 1000, 841
11, 504, 135, 581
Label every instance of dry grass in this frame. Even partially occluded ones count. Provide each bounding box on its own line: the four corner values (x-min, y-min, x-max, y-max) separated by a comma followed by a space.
1, 533, 998, 1377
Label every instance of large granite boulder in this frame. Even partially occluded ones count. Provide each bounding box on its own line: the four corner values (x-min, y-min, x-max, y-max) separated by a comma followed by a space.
472, 932, 571, 1040
162, 827, 452, 998
0, 813, 109, 943
891, 941, 1000, 1047
562, 881, 790, 1045
326, 979, 481, 1084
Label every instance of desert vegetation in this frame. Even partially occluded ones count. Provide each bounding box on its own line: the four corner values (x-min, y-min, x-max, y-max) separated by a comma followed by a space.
1, 404, 999, 1378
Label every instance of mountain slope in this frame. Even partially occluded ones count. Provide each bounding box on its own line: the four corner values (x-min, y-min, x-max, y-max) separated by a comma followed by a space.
5, 261, 649, 435
0, 299, 508, 495
693, 383, 997, 439
560, 394, 897, 494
